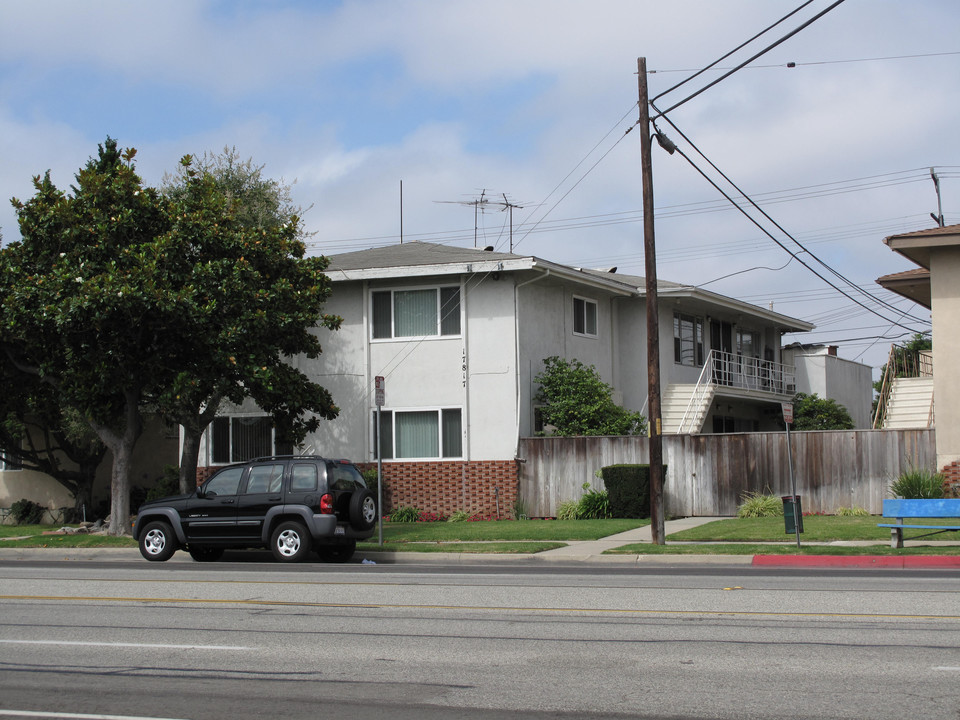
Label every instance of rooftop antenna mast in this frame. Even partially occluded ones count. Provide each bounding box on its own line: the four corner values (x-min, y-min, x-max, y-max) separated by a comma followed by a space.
497, 194, 524, 252
435, 190, 490, 247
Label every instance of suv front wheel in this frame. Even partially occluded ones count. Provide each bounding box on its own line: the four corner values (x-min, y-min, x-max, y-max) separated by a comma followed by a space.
270, 520, 312, 562
139, 520, 177, 562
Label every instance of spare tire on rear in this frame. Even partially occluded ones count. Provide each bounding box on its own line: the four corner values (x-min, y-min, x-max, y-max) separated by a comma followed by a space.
349, 488, 377, 531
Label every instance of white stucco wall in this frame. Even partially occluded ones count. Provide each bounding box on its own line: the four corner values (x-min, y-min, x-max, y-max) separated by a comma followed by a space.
930, 246, 960, 465
783, 348, 873, 429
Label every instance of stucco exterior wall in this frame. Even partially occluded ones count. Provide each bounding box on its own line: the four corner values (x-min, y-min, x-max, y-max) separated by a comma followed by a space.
930, 246, 960, 466
783, 349, 873, 428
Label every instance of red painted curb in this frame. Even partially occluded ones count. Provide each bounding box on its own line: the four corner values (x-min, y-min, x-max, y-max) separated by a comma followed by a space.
752, 555, 960, 568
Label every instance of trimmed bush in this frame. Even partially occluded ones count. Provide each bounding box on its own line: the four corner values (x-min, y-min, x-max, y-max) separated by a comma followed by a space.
601, 464, 666, 518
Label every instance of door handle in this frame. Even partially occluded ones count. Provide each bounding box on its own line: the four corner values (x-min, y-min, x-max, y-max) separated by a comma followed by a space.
221, 499, 236, 504
268, 496, 281, 501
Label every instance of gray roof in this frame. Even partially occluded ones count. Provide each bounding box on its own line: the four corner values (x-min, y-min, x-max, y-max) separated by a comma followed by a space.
327, 241, 519, 272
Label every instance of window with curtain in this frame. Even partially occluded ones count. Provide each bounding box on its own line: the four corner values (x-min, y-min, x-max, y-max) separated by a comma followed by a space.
371, 287, 461, 339
373, 408, 463, 459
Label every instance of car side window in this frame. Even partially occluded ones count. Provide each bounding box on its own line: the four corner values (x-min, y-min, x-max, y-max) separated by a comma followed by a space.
204, 467, 244, 497
328, 463, 363, 491
245, 464, 285, 494
290, 464, 319, 492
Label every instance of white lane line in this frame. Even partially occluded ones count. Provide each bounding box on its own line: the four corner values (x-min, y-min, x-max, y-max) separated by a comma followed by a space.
0, 711, 190, 720
933, 666, 960, 671
0, 639, 248, 651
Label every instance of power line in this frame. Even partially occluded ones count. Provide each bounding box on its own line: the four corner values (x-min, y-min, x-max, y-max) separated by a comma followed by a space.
651, 0, 849, 118
650, 50, 960, 74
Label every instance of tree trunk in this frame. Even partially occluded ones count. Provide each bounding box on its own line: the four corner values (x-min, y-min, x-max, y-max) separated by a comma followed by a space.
179, 428, 202, 495
89, 389, 143, 536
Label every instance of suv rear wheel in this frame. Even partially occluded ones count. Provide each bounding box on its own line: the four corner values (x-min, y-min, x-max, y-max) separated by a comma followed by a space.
139, 521, 177, 562
349, 489, 377, 531
270, 520, 311, 562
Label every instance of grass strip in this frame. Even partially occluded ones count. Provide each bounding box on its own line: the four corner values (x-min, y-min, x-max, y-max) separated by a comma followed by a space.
606, 543, 960, 556
358, 541, 566, 554
667, 516, 960, 543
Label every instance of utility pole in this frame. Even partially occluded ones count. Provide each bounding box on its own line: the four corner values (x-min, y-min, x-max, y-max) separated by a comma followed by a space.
638, 57, 665, 545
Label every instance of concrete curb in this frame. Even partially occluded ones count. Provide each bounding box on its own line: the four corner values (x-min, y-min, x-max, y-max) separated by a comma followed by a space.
0, 546, 956, 568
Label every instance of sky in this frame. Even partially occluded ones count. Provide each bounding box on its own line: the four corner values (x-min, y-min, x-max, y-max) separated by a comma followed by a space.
1, 0, 957, 377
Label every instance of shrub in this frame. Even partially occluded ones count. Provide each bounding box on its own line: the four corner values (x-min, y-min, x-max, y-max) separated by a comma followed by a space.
890, 468, 945, 499
388, 506, 422, 523
736, 491, 783, 518
513, 495, 529, 520
10, 498, 45, 525
362, 468, 382, 499
601, 464, 666, 518
577, 484, 611, 519
145, 466, 181, 503
835, 505, 869, 517
447, 510, 471, 523
556, 500, 580, 520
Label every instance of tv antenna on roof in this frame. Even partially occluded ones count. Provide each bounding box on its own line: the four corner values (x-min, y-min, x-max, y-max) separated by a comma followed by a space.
435, 190, 524, 251
435, 189, 490, 248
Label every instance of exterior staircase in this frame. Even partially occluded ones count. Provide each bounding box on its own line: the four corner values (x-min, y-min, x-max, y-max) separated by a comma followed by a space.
662, 383, 715, 434
882, 376, 934, 428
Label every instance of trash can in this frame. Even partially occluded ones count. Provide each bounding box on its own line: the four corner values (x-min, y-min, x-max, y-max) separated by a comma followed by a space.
782, 495, 803, 534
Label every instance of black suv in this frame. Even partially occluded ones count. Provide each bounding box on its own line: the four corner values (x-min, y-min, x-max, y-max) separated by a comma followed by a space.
133, 456, 377, 563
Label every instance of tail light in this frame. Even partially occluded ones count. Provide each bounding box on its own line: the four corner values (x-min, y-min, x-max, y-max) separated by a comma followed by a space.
320, 493, 335, 514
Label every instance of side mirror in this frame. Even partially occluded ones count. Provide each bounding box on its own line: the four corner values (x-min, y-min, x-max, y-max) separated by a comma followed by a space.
195, 488, 206, 499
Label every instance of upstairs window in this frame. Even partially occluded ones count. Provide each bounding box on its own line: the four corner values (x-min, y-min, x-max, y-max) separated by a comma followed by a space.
573, 296, 598, 337
372, 287, 461, 339
674, 313, 704, 366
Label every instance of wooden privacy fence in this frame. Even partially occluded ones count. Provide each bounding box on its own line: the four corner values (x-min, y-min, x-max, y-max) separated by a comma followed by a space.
518, 429, 936, 517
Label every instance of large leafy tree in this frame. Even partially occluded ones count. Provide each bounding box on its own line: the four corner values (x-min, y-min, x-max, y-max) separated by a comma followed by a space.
2, 139, 341, 532
157, 150, 341, 493
2, 139, 175, 533
0, 355, 106, 516
534, 356, 646, 436
790, 392, 855, 431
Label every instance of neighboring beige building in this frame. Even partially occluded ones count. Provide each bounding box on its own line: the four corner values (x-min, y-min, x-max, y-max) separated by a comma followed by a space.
878, 224, 960, 488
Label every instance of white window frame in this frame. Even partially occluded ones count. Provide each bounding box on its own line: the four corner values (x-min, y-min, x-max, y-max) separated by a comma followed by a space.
372, 407, 464, 461
209, 414, 293, 466
573, 296, 598, 338
674, 312, 704, 367
370, 285, 462, 341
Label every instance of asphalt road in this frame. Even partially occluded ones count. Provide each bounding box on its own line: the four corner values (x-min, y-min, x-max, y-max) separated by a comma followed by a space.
0, 558, 958, 720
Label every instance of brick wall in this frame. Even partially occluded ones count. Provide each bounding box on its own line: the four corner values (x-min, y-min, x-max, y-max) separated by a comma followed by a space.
197, 460, 521, 517
359, 460, 519, 518
941, 461, 960, 497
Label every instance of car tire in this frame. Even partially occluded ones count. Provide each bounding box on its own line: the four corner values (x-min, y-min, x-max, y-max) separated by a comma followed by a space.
138, 520, 177, 562
188, 546, 225, 562
270, 520, 311, 562
317, 540, 357, 563
349, 489, 377, 531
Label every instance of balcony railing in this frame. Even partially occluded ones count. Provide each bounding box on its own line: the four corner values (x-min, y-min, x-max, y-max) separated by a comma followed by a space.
678, 350, 797, 433
707, 349, 796, 395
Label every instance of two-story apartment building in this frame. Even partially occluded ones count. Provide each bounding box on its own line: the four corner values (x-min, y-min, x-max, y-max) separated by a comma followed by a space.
195, 241, 814, 517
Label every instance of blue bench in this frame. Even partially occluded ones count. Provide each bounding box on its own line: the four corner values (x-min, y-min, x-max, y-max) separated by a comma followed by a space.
878, 498, 960, 548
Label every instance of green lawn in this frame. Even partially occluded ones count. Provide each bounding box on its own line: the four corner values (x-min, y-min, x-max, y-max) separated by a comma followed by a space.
2, 515, 958, 555
665, 515, 960, 543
